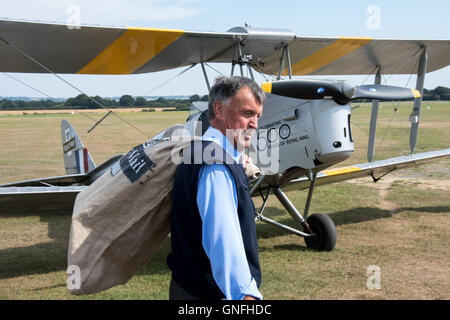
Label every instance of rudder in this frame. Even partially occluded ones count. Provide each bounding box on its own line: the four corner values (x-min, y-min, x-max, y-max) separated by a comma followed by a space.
61, 119, 96, 175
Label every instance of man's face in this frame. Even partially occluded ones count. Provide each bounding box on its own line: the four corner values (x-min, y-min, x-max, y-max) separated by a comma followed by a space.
213, 86, 263, 150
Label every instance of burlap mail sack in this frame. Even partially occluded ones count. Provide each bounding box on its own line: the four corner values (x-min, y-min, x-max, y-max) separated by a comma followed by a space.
67, 125, 262, 295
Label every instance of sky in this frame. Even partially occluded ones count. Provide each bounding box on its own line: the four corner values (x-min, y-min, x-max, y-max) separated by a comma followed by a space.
0, 0, 449, 98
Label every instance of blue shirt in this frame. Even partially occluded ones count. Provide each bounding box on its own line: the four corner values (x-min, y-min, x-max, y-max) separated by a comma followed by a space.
196, 127, 263, 300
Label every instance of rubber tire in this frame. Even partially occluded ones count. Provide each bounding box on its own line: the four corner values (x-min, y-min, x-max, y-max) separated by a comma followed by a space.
304, 213, 337, 251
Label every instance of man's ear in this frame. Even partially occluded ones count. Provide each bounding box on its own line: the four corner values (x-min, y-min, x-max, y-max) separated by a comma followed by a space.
213, 101, 225, 120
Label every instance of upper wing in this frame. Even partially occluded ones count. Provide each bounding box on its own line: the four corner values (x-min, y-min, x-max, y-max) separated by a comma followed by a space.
252, 148, 450, 194
256, 36, 450, 76
0, 19, 242, 74
1, 19, 449, 75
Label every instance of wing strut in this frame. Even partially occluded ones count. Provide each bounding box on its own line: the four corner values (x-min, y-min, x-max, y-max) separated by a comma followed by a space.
230, 43, 240, 76
201, 62, 211, 91
285, 45, 293, 79
367, 66, 382, 162
230, 42, 256, 80
409, 47, 428, 154
277, 44, 293, 80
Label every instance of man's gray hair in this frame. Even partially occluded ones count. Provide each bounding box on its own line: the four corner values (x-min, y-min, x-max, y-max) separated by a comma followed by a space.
207, 76, 266, 120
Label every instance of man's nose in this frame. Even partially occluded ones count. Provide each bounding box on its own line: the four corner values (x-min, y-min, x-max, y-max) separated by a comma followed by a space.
248, 115, 258, 129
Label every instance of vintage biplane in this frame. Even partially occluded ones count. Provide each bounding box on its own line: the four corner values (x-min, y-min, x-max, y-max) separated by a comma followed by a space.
1, 19, 449, 251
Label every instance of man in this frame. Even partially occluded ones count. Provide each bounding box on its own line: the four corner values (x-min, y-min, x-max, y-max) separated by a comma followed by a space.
167, 76, 265, 300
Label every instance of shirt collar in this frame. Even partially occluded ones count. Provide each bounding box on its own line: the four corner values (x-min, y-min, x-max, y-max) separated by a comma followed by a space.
202, 126, 242, 164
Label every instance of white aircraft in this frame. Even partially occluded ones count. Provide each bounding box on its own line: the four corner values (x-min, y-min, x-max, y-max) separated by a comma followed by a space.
0, 19, 449, 251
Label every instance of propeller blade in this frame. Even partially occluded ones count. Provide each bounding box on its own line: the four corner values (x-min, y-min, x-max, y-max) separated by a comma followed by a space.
261, 79, 355, 105
261, 80, 421, 105
352, 85, 421, 101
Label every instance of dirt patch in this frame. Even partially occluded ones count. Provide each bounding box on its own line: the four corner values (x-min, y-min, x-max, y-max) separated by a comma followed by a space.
347, 174, 450, 192
345, 173, 450, 214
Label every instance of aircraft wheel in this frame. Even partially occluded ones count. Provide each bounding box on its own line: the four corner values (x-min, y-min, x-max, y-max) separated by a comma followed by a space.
304, 213, 337, 251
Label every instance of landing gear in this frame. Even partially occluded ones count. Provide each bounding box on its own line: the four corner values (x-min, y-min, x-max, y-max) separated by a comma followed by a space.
252, 171, 337, 252
304, 213, 337, 251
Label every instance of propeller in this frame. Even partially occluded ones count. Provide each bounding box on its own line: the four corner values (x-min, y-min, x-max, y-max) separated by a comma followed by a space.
261, 79, 421, 105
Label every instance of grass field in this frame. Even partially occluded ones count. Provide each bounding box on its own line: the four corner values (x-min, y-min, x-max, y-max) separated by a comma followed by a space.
0, 101, 449, 300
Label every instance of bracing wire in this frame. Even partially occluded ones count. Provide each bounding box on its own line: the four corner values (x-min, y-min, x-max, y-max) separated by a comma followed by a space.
86, 63, 197, 131
382, 47, 423, 84
350, 120, 397, 150
0, 72, 136, 139
139, 64, 197, 97
0, 33, 150, 138
204, 63, 225, 77
2, 72, 102, 124
251, 63, 278, 81
377, 47, 424, 157
2, 72, 57, 101
360, 65, 379, 86
354, 47, 425, 159
374, 107, 398, 156
404, 47, 425, 88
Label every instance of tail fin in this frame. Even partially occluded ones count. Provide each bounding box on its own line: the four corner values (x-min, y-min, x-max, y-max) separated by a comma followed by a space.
61, 120, 96, 175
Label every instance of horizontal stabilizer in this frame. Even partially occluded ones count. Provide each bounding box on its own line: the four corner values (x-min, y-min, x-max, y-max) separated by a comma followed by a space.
0, 174, 88, 188
0, 153, 122, 214
0, 186, 86, 214
0, 153, 123, 189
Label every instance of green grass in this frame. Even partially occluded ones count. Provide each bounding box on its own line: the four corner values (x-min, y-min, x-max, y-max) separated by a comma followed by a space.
342, 101, 450, 164
0, 103, 449, 300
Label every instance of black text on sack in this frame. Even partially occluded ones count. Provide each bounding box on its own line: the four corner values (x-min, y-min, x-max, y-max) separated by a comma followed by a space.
120, 144, 155, 183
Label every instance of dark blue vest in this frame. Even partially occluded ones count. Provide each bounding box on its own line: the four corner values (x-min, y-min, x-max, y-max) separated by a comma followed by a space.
167, 141, 261, 299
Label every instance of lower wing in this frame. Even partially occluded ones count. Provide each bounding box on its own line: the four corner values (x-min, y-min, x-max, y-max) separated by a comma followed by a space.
280, 148, 450, 192
1, 149, 449, 214
0, 185, 86, 214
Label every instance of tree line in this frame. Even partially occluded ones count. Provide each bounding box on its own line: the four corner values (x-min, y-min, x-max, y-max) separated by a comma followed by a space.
422, 86, 450, 100
0, 93, 209, 110
1, 86, 449, 110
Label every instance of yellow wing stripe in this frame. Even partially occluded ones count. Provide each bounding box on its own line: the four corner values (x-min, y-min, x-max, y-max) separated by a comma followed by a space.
321, 166, 361, 176
77, 27, 184, 75
288, 37, 373, 75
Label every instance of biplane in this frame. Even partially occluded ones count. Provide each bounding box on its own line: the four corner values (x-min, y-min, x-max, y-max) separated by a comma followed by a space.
0, 19, 449, 251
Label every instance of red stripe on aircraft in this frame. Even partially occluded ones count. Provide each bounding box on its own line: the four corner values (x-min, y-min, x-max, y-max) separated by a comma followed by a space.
83, 148, 89, 173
